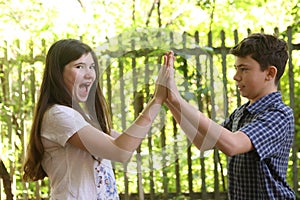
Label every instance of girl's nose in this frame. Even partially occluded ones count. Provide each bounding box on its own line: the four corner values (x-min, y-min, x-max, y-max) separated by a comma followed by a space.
84, 67, 95, 79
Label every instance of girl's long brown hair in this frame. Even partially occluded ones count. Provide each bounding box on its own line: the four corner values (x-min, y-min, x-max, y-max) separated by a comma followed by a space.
23, 39, 112, 181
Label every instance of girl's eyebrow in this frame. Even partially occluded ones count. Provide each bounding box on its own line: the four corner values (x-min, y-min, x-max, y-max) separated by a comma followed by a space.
73, 62, 86, 66
73, 62, 95, 66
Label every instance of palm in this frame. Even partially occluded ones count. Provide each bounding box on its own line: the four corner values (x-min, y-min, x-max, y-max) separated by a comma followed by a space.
166, 68, 179, 102
154, 51, 179, 104
163, 52, 180, 103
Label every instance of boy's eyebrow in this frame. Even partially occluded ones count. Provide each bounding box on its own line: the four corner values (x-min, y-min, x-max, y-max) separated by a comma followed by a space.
234, 64, 248, 68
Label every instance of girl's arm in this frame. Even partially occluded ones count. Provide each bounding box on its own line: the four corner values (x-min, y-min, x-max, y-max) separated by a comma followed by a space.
68, 53, 172, 162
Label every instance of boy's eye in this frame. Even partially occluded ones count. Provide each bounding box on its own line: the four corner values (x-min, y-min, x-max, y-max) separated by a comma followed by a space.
235, 67, 248, 72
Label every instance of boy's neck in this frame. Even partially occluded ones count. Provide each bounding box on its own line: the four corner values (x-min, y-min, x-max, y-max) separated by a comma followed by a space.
249, 88, 278, 105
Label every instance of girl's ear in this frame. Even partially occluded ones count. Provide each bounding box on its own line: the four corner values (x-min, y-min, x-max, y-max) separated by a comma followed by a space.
266, 66, 277, 81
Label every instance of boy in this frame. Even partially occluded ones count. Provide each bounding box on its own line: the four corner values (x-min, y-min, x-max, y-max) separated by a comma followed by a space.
164, 33, 295, 199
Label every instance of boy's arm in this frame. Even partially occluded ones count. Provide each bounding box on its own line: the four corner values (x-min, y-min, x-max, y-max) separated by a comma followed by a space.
165, 52, 253, 156
166, 96, 253, 156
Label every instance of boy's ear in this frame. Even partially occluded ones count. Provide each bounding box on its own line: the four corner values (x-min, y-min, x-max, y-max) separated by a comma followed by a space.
266, 66, 277, 81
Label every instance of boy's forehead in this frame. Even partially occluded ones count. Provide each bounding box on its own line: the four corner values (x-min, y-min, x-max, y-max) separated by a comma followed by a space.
234, 56, 258, 67
235, 55, 251, 63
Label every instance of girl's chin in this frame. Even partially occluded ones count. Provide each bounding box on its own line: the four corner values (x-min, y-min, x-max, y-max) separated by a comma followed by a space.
73, 89, 89, 102
72, 95, 88, 103
77, 97, 88, 102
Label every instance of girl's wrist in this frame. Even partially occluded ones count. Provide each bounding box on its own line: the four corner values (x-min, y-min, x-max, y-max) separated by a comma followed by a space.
151, 95, 164, 105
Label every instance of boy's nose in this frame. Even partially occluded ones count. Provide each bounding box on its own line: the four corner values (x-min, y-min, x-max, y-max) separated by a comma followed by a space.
233, 72, 241, 82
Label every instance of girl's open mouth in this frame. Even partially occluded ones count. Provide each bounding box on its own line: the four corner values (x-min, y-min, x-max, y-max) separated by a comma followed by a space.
79, 82, 92, 92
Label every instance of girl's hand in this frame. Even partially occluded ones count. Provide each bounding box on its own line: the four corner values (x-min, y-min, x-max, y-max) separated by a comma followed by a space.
153, 52, 173, 104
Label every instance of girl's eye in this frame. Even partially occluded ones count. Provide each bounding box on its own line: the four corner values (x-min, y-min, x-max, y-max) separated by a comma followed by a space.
89, 65, 95, 69
76, 65, 84, 69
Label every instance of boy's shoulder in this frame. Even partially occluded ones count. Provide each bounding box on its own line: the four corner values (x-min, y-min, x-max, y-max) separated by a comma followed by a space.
248, 92, 291, 113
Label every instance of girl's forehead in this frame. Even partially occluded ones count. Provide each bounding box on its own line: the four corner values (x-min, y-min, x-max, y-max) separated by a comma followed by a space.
71, 53, 94, 65
77, 52, 93, 61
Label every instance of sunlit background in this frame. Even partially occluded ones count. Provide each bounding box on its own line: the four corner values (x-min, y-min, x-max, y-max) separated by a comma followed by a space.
1, 0, 299, 43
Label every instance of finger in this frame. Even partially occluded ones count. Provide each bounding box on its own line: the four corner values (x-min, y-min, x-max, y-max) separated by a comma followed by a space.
156, 66, 170, 87
169, 55, 174, 68
163, 54, 168, 66
167, 68, 177, 93
167, 54, 174, 68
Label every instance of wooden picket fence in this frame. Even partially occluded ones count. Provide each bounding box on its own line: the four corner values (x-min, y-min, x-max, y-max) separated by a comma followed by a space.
0, 27, 299, 200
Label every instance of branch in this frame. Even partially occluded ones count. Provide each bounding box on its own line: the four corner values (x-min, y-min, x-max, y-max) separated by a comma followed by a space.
145, 0, 157, 27
164, 10, 182, 28
156, 0, 162, 27
0, 159, 13, 200
209, 0, 216, 32
76, 0, 84, 9
132, 0, 136, 24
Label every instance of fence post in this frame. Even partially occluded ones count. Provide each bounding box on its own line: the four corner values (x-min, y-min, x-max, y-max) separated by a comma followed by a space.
117, 43, 129, 199
233, 30, 241, 108
133, 91, 144, 200
144, 56, 155, 200
287, 26, 299, 197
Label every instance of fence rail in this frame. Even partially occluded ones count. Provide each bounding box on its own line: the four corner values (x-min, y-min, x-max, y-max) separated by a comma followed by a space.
0, 27, 299, 200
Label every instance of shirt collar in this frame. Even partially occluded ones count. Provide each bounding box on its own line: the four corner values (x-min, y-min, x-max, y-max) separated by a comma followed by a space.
245, 92, 282, 114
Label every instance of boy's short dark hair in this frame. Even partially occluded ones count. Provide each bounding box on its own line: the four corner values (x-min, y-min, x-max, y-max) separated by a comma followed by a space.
230, 33, 288, 85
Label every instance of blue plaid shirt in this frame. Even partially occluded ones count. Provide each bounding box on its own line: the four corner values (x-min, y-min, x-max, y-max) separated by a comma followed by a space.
223, 92, 295, 200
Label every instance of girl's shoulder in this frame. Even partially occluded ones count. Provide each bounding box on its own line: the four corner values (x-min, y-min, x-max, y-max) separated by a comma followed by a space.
44, 104, 87, 127
48, 104, 75, 113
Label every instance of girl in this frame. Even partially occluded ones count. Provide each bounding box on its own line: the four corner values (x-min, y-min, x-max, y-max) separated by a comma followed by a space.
23, 39, 172, 199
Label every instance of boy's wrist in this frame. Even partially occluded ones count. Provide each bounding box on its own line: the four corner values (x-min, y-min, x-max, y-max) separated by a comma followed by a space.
167, 93, 182, 105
